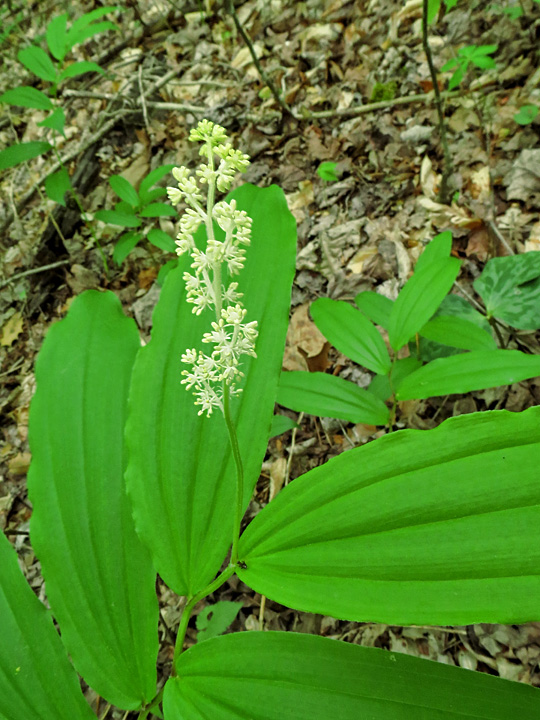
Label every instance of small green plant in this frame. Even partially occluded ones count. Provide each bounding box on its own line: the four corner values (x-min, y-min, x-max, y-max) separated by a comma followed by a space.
440, 44, 498, 89
316, 161, 339, 181
514, 104, 539, 125
0, 7, 119, 176
277, 232, 540, 427
2, 124, 540, 719
94, 165, 179, 265
370, 80, 397, 102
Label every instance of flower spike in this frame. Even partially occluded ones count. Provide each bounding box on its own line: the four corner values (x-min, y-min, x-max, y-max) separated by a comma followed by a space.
167, 120, 257, 417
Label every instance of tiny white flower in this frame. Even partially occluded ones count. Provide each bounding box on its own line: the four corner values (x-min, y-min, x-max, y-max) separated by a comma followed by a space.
166, 119, 258, 417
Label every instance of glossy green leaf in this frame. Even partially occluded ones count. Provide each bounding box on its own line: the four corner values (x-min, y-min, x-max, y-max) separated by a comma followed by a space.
0, 141, 52, 170
163, 632, 540, 720
427, 0, 441, 22
157, 258, 179, 286
414, 231, 452, 274
0, 532, 95, 720
113, 231, 143, 264
195, 601, 243, 643
387, 257, 461, 351
310, 298, 391, 374
140, 203, 177, 217
95, 209, 142, 227
44, 167, 71, 206
125, 184, 296, 596
474, 252, 540, 330
17, 46, 57, 82
270, 413, 298, 437
109, 175, 139, 207
412, 293, 493, 362
58, 61, 104, 81
419, 315, 497, 351
277, 371, 390, 425
0, 86, 53, 109
27, 291, 158, 710
65, 7, 121, 50
147, 228, 176, 253
238, 408, 540, 626
369, 356, 422, 402
139, 164, 175, 204
46, 13, 68, 61
396, 349, 540, 400
354, 291, 393, 329
37, 107, 65, 136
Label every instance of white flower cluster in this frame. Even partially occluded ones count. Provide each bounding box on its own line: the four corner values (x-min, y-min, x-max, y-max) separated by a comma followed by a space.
166, 120, 257, 417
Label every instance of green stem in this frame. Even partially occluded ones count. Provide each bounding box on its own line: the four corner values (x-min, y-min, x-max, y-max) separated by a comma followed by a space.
222, 383, 244, 564
137, 688, 164, 720
172, 564, 236, 669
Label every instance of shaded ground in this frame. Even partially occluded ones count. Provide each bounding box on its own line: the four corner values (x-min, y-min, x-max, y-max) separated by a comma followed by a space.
1, 0, 540, 716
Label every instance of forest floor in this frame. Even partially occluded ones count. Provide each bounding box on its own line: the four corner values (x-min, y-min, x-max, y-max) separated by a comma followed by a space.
1, 0, 540, 716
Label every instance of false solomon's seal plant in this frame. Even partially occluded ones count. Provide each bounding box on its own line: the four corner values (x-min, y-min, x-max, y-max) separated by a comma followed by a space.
1, 121, 540, 720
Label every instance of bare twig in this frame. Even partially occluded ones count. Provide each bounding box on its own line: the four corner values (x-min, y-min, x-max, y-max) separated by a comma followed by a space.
224, 0, 294, 118
422, 0, 453, 203
0, 260, 70, 291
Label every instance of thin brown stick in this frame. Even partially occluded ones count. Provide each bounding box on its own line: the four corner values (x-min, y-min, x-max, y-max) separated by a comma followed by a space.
224, 0, 294, 118
0, 260, 70, 290
422, 0, 453, 203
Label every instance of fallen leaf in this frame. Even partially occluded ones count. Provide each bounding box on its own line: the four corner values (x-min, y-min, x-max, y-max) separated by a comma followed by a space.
0, 312, 23, 347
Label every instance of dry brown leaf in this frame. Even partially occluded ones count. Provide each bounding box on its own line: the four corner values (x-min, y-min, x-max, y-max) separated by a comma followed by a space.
0, 312, 23, 347
283, 303, 327, 372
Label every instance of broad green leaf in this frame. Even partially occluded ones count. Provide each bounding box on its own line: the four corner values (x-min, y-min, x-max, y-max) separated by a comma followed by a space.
387, 257, 461, 351
473, 252, 540, 330
270, 413, 298, 437
419, 315, 497, 351
354, 291, 393, 328
125, 184, 296, 596
140, 203, 177, 217
58, 61, 104, 81
0, 86, 53, 109
397, 349, 540, 400
277, 371, 390, 426
369, 356, 422, 402
0, 532, 95, 720
109, 175, 139, 207
45, 167, 71, 206
95, 209, 142, 227
163, 632, 540, 720
27, 291, 158, 710
195, 601, 243, 643
414, 231, 452, 274
46, 13, 68, 61
139, 164, 175, 204
0, 141, 52, 170
157, 258, 179, 286
147, 228, 176, 253
65, 7, 121, 50
427, 0, 441, 21
66, 20, 118, 49
17, 46, 57, 82
310, 298, 391, 374
37, 107, 65, 136
412, 293, 494, 362
238, 407, 540, 625
113, 231, 143, 264
140, 187, 168, 204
